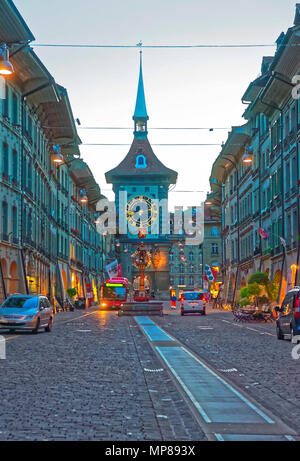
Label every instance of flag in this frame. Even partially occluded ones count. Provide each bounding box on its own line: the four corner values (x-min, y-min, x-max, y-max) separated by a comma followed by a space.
105, 259, 118, 278
279, 237, 286, 248
205, 264, 217, 283
117, 264, 122, 277
259, 227, 268, 240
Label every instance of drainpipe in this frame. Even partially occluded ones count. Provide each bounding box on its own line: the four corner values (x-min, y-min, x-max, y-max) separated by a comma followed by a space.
0, 259, 7, 300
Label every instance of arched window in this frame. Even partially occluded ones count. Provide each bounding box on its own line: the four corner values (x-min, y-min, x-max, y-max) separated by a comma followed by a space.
135, 154, 147, 169
2, 201, 8, 240
189, 251, 194, 261
169, 252, 174, 262
211, 226, 218, 237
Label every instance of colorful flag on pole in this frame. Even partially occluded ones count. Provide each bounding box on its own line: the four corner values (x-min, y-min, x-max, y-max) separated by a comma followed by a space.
259, 227, 268, 240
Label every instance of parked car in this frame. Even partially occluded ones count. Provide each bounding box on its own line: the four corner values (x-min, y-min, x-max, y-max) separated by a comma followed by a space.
275, 287, 300, 342
0, 295, 54, 334
180, 291, 206, 316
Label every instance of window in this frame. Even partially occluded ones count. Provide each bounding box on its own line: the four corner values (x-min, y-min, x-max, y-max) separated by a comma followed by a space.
211, 226, 218, 237
212, 243, 218, 254
169, 252, 174, 262
135, 154, 147, 169
12, 150, 18, 182
2, 143, 9, 175
12, 206, 17, 239
12, 92, 18, 124
2, 201, 8, 239
2, 82, 8, 117
190, 264, 194, 273
189, 251, 194, 261
189, 276, 194, 287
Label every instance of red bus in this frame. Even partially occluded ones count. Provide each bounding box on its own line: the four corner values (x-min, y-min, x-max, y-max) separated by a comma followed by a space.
100, 277, 129, 309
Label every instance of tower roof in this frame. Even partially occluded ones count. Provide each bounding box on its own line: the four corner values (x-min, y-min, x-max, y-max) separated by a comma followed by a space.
105, 137, 177, 184
133, 52, 148, 120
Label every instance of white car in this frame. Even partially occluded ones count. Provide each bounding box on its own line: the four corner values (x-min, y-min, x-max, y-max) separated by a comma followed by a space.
180, 291, 206, 316
0, 295, 54, 333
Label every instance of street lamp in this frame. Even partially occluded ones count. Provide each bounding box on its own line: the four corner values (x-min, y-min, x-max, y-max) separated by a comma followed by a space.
52, 144, 64, 164
0, 44, 14, 76
80, 189, 88, 204
242, 146, 254, 164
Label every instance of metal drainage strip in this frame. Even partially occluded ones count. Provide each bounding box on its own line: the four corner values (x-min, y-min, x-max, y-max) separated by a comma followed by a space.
156, 346, 274, 425
140, 325, 174, 342
135, 317, 155, 326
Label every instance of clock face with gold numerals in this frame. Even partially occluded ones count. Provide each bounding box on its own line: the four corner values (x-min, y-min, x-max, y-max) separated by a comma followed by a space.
126, 195, 158, 228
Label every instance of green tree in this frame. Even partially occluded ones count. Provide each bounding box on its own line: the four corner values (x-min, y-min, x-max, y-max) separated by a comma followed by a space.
67, 287, 77, 299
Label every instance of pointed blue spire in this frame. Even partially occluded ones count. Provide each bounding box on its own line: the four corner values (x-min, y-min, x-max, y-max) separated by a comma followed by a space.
133, 51, 149, 120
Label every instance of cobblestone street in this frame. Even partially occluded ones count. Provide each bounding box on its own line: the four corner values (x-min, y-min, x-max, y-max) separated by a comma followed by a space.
1, 304, 300, 440
0, 308, 204, 441
158, 304, 300, 436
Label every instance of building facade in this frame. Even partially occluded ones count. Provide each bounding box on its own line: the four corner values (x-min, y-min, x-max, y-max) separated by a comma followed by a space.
168, 206, 222, 297
209, 5, 300, 305
0, 0, 109, 306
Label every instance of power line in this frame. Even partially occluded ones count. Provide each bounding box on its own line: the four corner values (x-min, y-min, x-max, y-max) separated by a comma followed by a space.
42, 126, 230, 131
32, 43, 282, 49
81, 143, 222, 146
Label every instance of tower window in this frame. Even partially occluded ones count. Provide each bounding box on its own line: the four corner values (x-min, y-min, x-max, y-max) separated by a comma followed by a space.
135, 154, 147, 169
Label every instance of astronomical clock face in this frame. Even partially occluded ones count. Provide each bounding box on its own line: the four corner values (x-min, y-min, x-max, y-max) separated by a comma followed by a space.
126, 195, 158, 228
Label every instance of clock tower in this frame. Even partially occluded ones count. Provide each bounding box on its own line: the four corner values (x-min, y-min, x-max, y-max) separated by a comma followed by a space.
105, 52, 177, 297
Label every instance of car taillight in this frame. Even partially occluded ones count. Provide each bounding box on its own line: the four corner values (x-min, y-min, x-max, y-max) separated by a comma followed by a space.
295, 295, 300, 319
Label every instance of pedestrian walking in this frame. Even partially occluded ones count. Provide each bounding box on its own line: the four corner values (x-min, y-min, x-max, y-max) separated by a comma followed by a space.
171, 295, 177, 309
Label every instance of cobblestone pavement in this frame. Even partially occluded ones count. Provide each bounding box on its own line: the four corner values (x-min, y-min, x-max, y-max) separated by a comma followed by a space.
155, 302, 300, 436
0, 308, 205, 441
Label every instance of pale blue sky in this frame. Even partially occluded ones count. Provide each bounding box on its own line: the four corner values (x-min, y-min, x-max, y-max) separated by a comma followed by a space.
14, 0, 297, 209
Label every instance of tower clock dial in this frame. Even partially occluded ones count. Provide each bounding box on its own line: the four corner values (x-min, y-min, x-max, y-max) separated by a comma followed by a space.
126, 195, 158, 228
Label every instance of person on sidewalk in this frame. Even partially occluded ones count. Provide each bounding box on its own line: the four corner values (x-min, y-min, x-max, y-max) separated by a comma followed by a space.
171, 295, 177, 309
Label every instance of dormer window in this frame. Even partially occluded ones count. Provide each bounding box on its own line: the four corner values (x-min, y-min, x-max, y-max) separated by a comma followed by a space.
135, 154, 147, 169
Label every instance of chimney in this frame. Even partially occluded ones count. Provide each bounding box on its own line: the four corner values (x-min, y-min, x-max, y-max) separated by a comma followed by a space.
294, 3, 300, 25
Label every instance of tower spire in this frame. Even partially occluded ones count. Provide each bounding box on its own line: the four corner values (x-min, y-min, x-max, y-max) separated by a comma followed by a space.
133, 48, 149, 139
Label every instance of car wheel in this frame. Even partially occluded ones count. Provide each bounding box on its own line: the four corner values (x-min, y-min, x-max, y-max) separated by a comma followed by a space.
202, 311, 206, 316
276, 323, 284, 340
181, 311, 184, 316
290, 325, 299, 344
32, 318, 40, 334
45, 318, 53, 333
